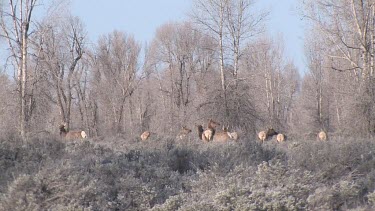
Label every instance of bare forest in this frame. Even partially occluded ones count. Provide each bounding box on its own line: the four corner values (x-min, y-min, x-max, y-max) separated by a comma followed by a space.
1, 0, 375, 210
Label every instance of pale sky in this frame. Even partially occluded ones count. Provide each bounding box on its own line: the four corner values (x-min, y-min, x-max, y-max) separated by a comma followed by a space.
71, 0, 306, 73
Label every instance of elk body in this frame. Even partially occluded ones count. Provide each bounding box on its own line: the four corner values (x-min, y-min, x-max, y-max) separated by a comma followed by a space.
203, 129, 213, 142
197, 124, 212, 142
213, 131, 239, 142
276, 133, 286, 143
212, 126, 239, 142
140, 131, 151, 141
317, 131, 327, 141
202, 119, 220, 142
258, 131, 267, 142
59, 124, 87, 140
258, 128, 278, 143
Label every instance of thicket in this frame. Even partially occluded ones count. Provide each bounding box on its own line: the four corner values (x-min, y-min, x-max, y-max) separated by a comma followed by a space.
0, 135, 375, 210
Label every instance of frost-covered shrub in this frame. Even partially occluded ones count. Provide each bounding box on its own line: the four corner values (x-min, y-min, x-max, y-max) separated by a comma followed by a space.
245, 160, 315, 210
151, 195, 184, 211
288, 138, 375, 180
331, 179, 362, 210
307, 186, 334, 210
154, 160, 315, 211
0, 174, 44, 211
368, 191, 375, 206
1, 134, 375, 210
307, 177, 364, 210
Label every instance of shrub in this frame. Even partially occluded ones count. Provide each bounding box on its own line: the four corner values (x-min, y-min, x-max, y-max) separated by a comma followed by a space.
0, 174, 44, 211
1, 135, 375, 210
368, 191, 375, 206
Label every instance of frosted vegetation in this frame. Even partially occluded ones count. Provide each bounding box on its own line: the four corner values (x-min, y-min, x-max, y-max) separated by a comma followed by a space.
2, 0, 375, 210
1, 135, 375, 210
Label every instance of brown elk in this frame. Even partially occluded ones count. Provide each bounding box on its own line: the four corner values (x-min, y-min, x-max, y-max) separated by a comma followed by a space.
258, 128, 278, 143
202, 119, 220, 142
196, 124, 211, 142
212, 125, 239, 142
212, 131, 238, 142
317, 131, 327, 141
196, 119, 220, 142
59, 124, 87, 140
140, 131, 151, 141
177, 126, 192, 140
276, 133, 286, 143
208, 119, 220, 129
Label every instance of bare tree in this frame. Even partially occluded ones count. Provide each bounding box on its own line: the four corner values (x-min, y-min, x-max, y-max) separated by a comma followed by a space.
147, 22, 214, 133
191, 0, 269, 123
281, 63, 300, 132
38, 15, 86, 131
304, 34, 330, 132
304, 0, 375, 77
191, 0, 232, 122
0, 0, 38, 138
191, 0, 228, 93
303, 0, 375, 136
244, 38, 280, 126
74, 55, 90, 133
92, 31, 140, 135
192, 1, 231, 122
225, 0, 268, 87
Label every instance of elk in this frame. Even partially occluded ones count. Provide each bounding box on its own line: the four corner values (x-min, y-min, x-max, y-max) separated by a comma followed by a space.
317, 131, 327, 141
213, 131, 238, 142
197, 124, 204, 140
196, 124, 211, 142
59, 124, 87, 139
208, 119, 220, 128
224, 126, 239, 141
140, 131, 151, 141
276, 133, 286, 143
228, 131, 239, 141
212, 125, 239, 142
177, 126, 192, 140
258, 128, 278, 143
202, 119, 220, 142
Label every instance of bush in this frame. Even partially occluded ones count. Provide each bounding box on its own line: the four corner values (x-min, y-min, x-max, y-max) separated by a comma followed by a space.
1, 135, 375, 210
0, 174, 45, 211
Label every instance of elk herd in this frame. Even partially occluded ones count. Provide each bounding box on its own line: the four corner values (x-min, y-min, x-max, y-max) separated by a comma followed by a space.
139, 118, 329, 144
57, 118, 329, 144
256, 128, 328, 143
196, 119, 239, 142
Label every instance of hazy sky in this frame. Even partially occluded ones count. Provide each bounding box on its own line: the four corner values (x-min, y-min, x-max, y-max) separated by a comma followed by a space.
71, 0, 306, 73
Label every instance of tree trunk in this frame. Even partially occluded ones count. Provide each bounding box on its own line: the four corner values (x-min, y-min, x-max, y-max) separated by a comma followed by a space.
20, 23, 28, 139
219, 32, 226, 92
233, 45, 239, 87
